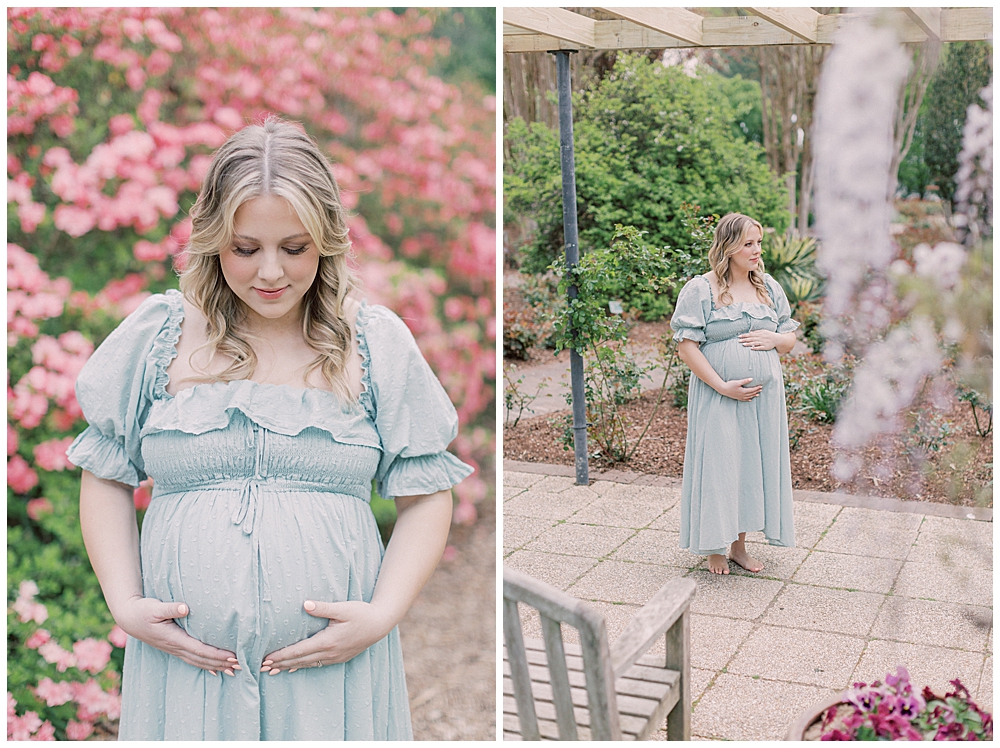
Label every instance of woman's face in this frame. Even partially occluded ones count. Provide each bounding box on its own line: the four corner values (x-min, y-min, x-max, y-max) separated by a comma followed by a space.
220, 194, 320, 326
729, 224, 762, 275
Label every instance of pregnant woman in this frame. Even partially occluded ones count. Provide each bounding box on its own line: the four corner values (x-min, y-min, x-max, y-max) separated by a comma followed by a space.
66, 119, 473, 739
670, 212, 797, 575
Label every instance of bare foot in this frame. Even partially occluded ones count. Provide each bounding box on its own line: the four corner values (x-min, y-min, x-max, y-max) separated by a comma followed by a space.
728, 546, 763, 573
706, 554, 730, 575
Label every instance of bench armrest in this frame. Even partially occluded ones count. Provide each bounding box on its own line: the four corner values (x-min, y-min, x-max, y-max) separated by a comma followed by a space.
608, 578, 696, 678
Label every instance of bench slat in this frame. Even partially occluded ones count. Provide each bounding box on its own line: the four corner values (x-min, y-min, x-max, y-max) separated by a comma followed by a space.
502, 694, 649, 736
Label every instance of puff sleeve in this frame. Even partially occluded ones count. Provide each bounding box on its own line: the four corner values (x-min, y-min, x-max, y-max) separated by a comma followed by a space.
670, 277, 711, 343
358, 304, 475, 500
765, 275, 801, 334
65, 292, 181, 487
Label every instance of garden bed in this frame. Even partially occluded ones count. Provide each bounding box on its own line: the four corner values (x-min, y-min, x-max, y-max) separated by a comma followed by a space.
503, 370, 992, 508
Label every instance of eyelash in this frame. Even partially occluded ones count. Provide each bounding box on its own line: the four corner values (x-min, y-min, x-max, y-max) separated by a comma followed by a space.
232, 246, 308, 257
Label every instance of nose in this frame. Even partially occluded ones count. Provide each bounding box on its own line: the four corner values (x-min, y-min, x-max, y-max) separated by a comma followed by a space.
257, 249, 284, 284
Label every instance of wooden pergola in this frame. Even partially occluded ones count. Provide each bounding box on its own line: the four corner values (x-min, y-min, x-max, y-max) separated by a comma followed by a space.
504, 7, 992, 51
503, 8, 992, 486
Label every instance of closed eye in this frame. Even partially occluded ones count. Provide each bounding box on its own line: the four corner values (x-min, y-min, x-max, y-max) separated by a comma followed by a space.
233, 246, 257, 256
284, 246, 308, 255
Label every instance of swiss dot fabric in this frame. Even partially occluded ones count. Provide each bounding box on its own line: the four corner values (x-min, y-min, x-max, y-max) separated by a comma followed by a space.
65, 290, 473, 740
669, 274, 798, 555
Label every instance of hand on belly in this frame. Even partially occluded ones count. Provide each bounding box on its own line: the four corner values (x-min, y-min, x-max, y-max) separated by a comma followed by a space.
259, 600, 394, 674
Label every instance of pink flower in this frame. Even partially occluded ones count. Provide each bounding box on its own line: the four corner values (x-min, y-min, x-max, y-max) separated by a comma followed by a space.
53, 204, 95, 237
452, 499, 477, 526
133, 239, 168, 262
73, 638, 112, 674
108, 624, 128, 649
32, 437, 75, 472
213, 106, 243, 130
65, 721, 94, 741
7, 710, 42, 740
440, 544, 458, 562
38, 641, 76, 672
25, 629, 51, 649
8, 455, 39, 493
18, 202, 46, 233
32, 720, 56, 740
8, 424, 18, 456
33, 677, 73, 707
71, 679, 120, 721
133, 479, 153, 510
26, 498, 54, 520
108, 113, 134, 136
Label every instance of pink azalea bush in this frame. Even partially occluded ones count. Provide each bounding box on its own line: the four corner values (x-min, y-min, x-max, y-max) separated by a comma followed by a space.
819, 666, 992, 741
8, 8, 494, 738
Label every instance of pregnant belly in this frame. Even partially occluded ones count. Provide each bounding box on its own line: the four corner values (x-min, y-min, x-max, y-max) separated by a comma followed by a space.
702, 339, 782, 389
139, 487, 382, 659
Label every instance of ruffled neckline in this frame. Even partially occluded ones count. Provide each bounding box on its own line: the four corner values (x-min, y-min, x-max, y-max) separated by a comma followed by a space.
697, 275, 779, 321
146, 290, 380, 439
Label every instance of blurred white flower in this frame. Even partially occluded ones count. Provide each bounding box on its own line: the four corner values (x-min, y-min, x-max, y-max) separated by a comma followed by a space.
912, 242, 967, 289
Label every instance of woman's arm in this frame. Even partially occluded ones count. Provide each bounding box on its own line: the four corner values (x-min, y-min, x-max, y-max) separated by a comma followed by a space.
261, 489, 453, 673
737, 330, 797, 355
677, 339, 762, 401
80, 471, 238, 675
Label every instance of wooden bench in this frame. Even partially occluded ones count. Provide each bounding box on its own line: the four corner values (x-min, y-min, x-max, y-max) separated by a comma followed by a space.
503, 566, 696, 740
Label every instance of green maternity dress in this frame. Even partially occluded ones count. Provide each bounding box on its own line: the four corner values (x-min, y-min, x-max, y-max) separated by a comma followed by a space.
65, 290, 473, 740
670, 274, 798, 555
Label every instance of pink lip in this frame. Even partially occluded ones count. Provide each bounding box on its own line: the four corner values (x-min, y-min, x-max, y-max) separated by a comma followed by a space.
254, 287, 287, 299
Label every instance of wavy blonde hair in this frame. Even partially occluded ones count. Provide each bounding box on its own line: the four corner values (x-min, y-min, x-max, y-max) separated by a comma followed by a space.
707, 212, 772, 307
178, 118, 359, 400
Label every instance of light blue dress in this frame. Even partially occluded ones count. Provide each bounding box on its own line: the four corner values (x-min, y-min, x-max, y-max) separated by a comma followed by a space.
66, 290, 474, 740
670, 274, 798, 556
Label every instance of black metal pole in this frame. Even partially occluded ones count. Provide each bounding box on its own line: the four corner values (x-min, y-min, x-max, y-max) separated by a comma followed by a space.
553, 50, 589, 486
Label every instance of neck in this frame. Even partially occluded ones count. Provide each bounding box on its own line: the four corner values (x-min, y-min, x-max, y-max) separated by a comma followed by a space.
243, 303, 306, 341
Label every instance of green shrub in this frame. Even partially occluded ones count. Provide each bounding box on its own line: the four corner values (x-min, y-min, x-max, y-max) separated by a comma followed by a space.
505, 53, 788, 274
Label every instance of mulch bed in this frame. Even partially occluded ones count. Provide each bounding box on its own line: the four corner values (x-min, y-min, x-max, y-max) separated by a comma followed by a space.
503, 381, 992, 508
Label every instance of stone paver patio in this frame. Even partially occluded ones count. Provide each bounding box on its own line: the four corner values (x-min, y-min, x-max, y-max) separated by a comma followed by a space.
502, 460, 993, 741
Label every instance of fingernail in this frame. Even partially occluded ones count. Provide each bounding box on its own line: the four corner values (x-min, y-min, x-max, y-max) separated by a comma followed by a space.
260, 666, 271, 672
262, 660, 273, 666
303, 600, 316, 612
233, 665, 242, 671
268, 669, 281, 676
226, 657, 238, 663
210, 670, 218, 676
289, 668, 298, 673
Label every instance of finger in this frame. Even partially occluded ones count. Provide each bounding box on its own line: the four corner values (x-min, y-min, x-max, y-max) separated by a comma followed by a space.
739, 378, 753, 385
153, 601, 189, 622
302, 600, 350, 620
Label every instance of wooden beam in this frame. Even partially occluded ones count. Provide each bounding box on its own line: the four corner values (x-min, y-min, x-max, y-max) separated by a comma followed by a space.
503, 8, 596, 48
503, 33, 579, 53
902, 8, 942, 40
747, 7, 821, 42
502, 8, 993, 52
940, 7, 992, 43
594, 7, 703, 46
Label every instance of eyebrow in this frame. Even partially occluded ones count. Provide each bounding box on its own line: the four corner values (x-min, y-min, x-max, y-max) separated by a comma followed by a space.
233, 232, 311, 243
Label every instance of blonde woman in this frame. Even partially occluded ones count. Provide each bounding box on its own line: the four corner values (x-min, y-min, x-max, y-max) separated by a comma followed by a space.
66, 119, 473, 740
670, 213, 798, 575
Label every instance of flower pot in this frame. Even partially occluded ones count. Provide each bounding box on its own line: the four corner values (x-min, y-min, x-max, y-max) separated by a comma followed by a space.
786, 693, 850, 741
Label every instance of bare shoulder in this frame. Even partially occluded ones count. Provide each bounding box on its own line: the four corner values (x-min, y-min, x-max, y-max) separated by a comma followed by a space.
177, 295, 209, 348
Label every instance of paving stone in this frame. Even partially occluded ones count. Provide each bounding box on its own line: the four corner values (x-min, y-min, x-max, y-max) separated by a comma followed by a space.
791, 500, 842, 549
892, 559, 993, 607
503, 471, 546, 489
503, 550, 598, 591
870, 596, 991, 652
908, 515, 993, 570
690, 667, 716, 704
503, 486, 525, 502
977, 655, 992, 713
853, 640, 985, 697
569, 560, 686, 605
792, 550, 903, 593
589, 482, 681, 505
685, 572, 784, 620
689, 614, 754, 671
611, 529, 702, 569
525, 522, 634, 558
503, 514, 556, 553
815, 506, 922, 559
502, 490, 598, 521
649, 503, 681, 531
528, 475, 579, 494
692, 673, 835, 741
569, 494, 670, 529
730, 542, 809, 581
762, 584, 885, 636
728, 626, 866, 688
